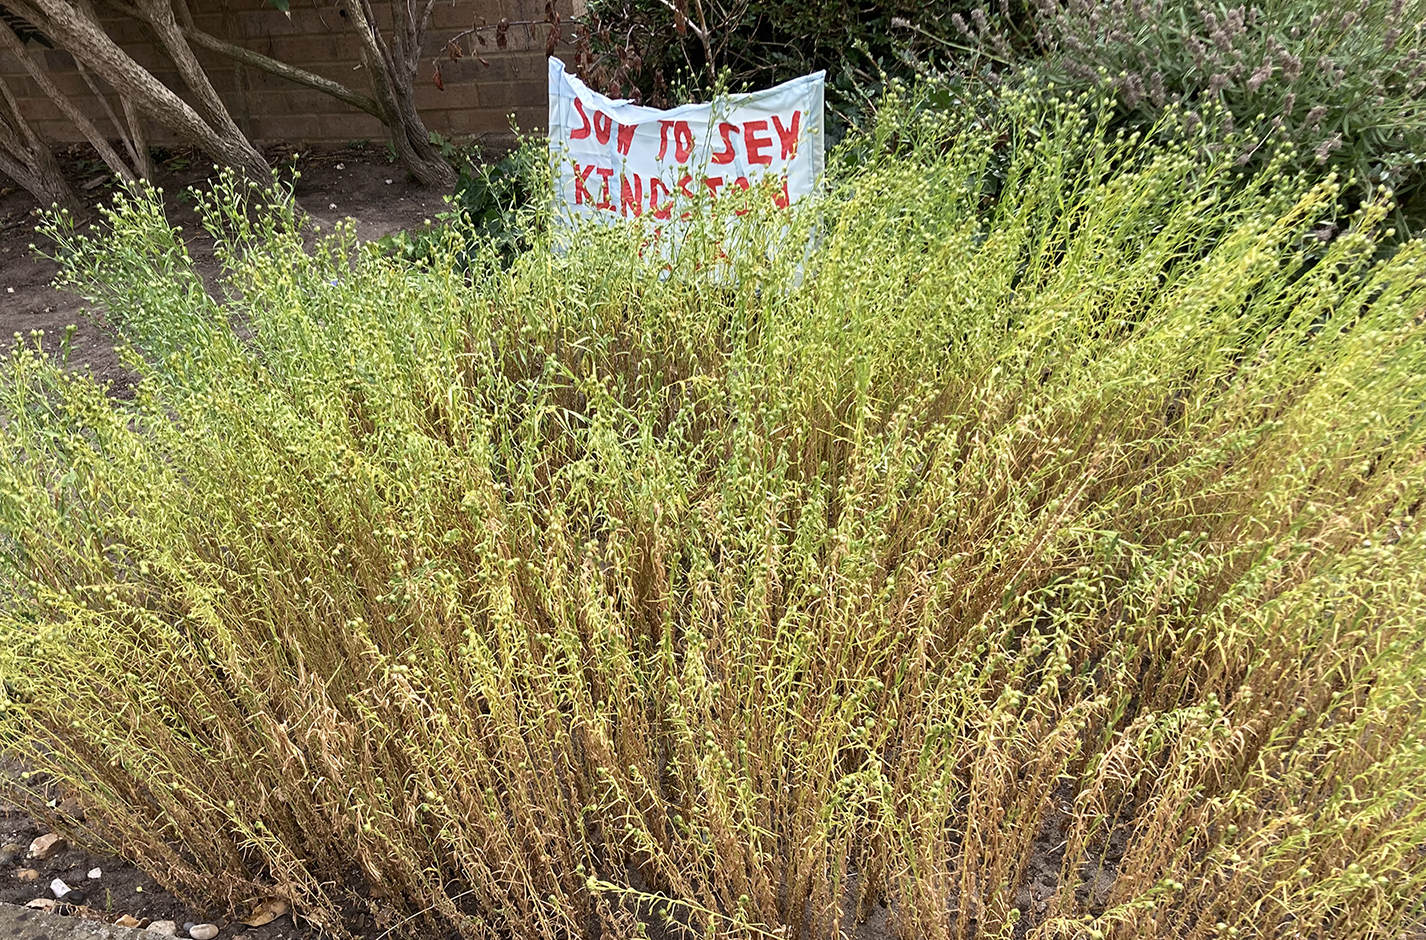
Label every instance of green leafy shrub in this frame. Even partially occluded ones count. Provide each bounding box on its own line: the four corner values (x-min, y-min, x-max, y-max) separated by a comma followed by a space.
974, 0, 1426, 222
577, 0, 961, 133
381, 138, 546, 269
2, 93, 1426, 940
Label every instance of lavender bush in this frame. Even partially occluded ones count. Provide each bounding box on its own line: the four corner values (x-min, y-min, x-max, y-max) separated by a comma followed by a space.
963, 0, 1426, 222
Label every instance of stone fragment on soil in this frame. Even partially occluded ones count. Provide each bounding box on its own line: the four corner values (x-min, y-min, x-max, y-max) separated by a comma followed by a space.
28, 832, 65, 859
190, 925, 220, 939
0, 842, 22, 866
147, 920, 178, 936
15, 867, 39, 881
88, 866, 102, 879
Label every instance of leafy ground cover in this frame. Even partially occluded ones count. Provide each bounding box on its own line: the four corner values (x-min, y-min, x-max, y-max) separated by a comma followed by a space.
1, 90, 1425, 940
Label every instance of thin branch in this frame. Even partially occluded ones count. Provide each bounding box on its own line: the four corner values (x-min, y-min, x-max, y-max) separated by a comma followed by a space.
652, 0, 707, 41
75, 59, 143, 171
0, 145, 45, 197
0, 18, 136, 180
181, 25, 383, 118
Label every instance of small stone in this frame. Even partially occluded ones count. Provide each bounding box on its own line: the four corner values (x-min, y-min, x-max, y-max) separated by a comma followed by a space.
147, 921, 178, 936
88, 867, 102, 879
29, 832, 66, 859
64, 889, 87, 905
0, 842, 22, 866
190, 925, 220, 940
116, 915, 144, 928
51, 877, 72, 897
16, 868, 40, 881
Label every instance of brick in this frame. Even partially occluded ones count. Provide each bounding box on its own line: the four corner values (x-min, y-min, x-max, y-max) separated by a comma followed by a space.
318, 112, 384, 141
476, 80, 525, 110
253, 113, 326, 141
416, 77, 482, 113
8, 0, 554, 152
463, 109, 524, 135
430, 1, 481, 31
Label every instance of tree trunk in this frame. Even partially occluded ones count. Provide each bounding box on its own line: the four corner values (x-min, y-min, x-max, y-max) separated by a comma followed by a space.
5, 0, 271, 183
345, 0, 455, 188
0, 75, 79, 212
0, 18, 136, 182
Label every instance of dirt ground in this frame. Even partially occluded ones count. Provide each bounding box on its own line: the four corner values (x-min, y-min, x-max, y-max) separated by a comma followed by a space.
0, 143, 457, 940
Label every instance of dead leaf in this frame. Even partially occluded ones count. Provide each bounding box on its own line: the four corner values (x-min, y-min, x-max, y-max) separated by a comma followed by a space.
115, 914, 144, 928
26, 898, 55, 911
433, 64, 445, 91
446, 40, 462, 60
495, 18, 509, 49
243, 898, 289, 927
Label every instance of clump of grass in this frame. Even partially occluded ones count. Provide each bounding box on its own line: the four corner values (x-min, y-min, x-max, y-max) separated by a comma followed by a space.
1, 90, 1426, 940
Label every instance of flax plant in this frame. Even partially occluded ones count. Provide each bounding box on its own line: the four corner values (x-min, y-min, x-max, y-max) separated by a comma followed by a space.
1, 91, 1425, 940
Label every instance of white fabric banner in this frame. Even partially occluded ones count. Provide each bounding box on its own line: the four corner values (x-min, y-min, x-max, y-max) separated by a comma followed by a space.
547, 58, 825, 227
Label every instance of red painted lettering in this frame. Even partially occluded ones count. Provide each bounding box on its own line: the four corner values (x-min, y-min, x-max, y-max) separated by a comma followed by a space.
594, 110, 613, 145
617, 123, 636, 156
571, 99, 593, 140
733, 176, 752, 215
712, 122, 740, 165
678, 173, 696, 199
649, 177, 672, 220
674, 122, 694, 163
774, 177, 790, 209
658, 121, 675, 159
743, 120, 773, 165
772, 111, 801, 160
620, 173, 644, 217
704, 176, 725, 197
595, 166, 616, 210
573, 161, 596, 204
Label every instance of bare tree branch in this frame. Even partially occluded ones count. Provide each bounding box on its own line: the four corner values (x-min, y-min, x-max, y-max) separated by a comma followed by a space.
6, 0, 271, 181
0, 17, 136, 181
181, 24, 384, 118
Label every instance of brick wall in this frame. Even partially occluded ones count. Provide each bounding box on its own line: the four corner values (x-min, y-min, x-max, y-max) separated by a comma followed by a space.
0, 0, 568, 149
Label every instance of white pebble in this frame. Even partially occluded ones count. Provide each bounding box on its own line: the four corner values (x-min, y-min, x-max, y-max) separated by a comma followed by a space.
50, 878, 71, 898
87, 868, 102, 879
146, 921, 177, 936
189, 925, 219, 940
